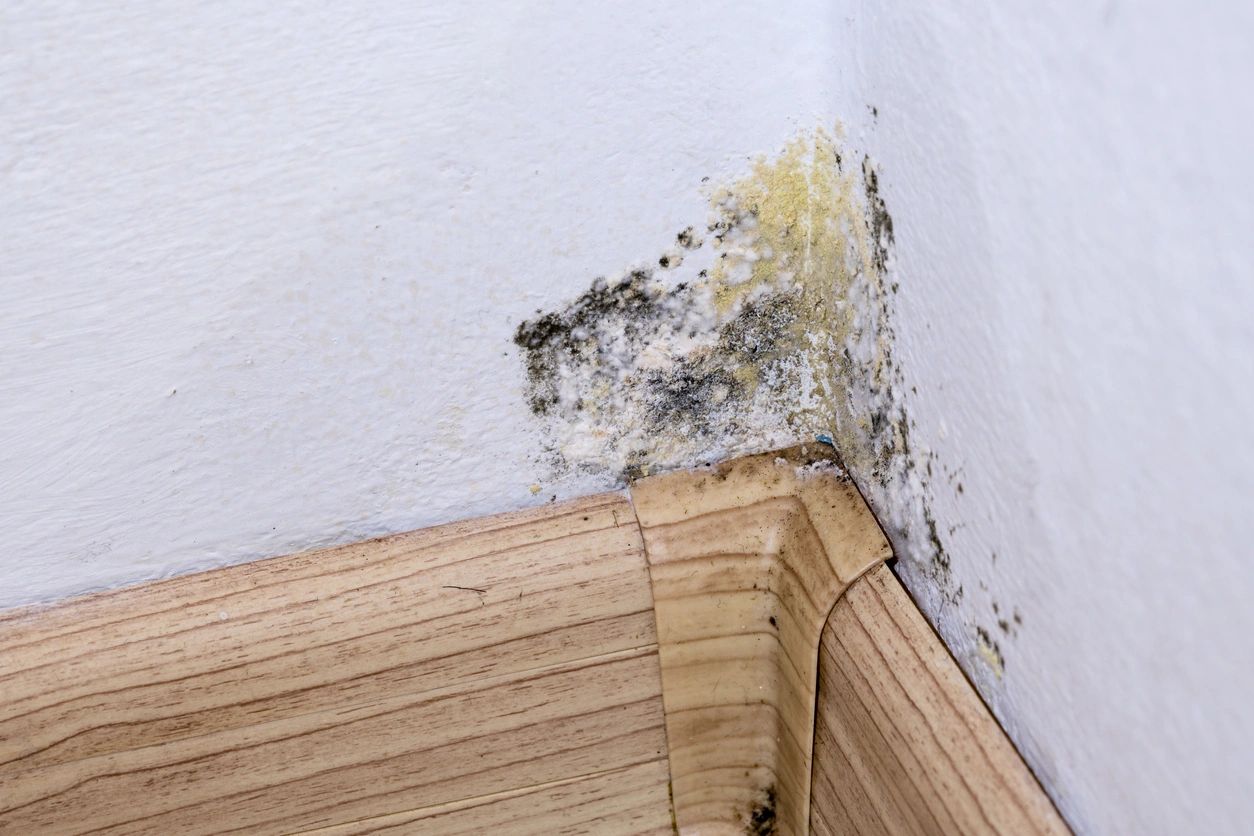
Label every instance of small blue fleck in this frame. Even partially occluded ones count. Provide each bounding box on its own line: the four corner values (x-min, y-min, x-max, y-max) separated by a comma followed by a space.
815, 433, 835, 447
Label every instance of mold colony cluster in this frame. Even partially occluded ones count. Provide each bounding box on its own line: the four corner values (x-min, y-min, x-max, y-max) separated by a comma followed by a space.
512, 125, 1019, 681
514, 129, 899, 485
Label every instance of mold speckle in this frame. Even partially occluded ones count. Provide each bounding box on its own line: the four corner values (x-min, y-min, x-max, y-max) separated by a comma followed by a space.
862, 157, 895, 275
745, 786, 777, 836
976, 625, 1005, 678
659, 249, 684, 269
916, 506, 962, 604
677, 226, 702, 249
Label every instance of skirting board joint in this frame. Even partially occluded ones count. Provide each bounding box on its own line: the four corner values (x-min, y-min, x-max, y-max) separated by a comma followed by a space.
630, 446, 892, 836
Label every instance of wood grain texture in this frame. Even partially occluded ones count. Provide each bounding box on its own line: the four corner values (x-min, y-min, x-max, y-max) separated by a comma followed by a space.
0, 493, 673, 835
300, 760, 674, 835
630, 447, 893, 836
2, 449, 1070, 836
810, 563, 1069, 836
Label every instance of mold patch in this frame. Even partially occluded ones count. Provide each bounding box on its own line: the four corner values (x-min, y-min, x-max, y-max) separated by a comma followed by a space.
976, 625, 1006, 678
745, 785, 777, 836
512, 124, 997, 686
514, 128, 899, 482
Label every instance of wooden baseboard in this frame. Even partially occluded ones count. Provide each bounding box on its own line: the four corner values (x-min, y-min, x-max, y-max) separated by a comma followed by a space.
0, 450, 1066, 835
0, 494, 672, 835
630, 447, 892, 834
811, 563, 1067, 835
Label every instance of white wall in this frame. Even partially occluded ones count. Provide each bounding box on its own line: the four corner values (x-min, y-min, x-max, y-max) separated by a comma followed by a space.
829, 3, 1254, 833
4, 2, 1253, 833
2, 1, 838, 599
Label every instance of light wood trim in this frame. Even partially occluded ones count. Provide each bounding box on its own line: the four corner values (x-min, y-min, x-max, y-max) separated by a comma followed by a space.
810, 563, 1069, 835
0, 494, 673, 835
630, 446, 893, 836
1, 451, 1069, 836
296, 760, 674, 835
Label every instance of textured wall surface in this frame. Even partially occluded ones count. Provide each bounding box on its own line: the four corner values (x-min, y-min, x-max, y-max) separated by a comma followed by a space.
825, 4, 1254, 834
2, 1, 839, 600
4, 2, 1253, 834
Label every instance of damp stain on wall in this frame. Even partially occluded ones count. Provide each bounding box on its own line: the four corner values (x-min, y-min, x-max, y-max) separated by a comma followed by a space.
511, 126, 998, 675
513, 128, 898, 483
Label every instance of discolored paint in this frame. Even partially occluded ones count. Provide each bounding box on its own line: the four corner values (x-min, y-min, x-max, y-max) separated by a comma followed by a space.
513, 129, 903, 488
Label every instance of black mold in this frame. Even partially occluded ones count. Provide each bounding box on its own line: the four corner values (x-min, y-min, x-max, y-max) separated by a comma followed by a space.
746, 786, 777, 836
677, 226, 702, 249
643, 362, 742, 432
717, 291, 799, 363
976, 625, 1006, 671
513, 270, 675, 416
621, 449, 651, 481
513, 243, 810, 481
862, 156, 895, 273
924, 509, 950, 572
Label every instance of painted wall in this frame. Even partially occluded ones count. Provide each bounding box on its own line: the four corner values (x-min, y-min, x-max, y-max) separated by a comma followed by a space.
2, 1, 839, 598
4, 2, 1252, 834
828, 4, 1254, 834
